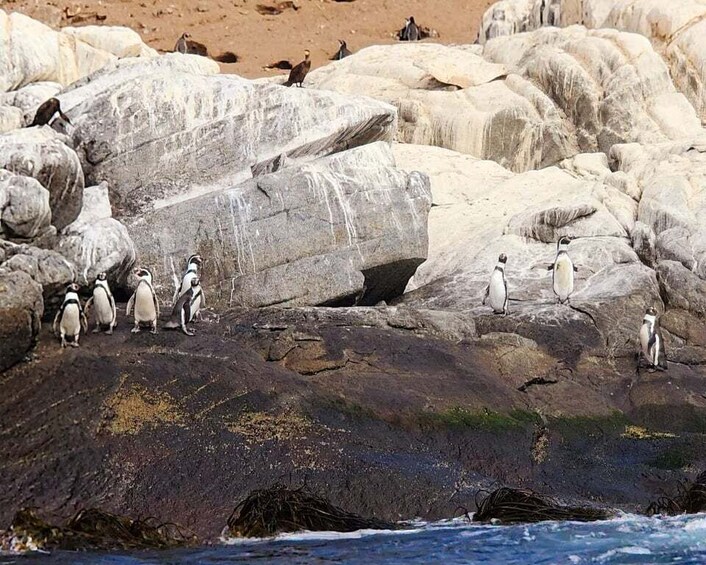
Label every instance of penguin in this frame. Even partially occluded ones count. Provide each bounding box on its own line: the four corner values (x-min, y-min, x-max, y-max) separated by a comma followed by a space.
84, 272, 117, 334
330, 39, 352, 61
482, 253, 509, 316
640, 306, 667, 371
548, 236, 578, 304
400, 16, 420, 41
173, 254, 205, 318
164, 278, 203, 336
53, 283, 88, 348
29, 98, 71, 127
126, 267, 159, 334
174, 32, 190, 53
284, 50, 311, 87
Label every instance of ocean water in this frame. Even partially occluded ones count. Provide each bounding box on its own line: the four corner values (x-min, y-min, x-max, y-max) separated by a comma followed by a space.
5, 513, 706, 564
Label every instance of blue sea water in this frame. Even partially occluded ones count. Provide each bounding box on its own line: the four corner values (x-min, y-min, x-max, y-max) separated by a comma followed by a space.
5, 513, 706, 564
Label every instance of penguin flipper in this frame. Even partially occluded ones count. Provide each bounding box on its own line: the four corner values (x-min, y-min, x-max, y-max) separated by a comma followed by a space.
573, 265, 579, 272
80, 311, 89, 334
52, 308, 62, 336
547, 263, 555, 271
126, 292, 135, 316
85, 296, 94, 315
481, 285, 489, 306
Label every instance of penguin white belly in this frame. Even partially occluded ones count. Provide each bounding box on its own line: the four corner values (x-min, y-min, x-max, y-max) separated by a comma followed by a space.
180, 272, 197, 296
135, 284, 157, 322
93, 289, 114, 325
553, 255, 574, 301
189, 286, 203, 321
60, 304, 81, 336
651, 334, 661, 365
639, 323, 651, 360
488, 270, 506, 312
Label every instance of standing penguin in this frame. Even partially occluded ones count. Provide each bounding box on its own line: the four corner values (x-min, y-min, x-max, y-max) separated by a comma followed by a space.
284, 50, 311, 87
330, 40, 352, 61
640, 307, 667, 371
548, 236, 578, 304
85, 272, 117, 334
174, 254, 203, 302
482, 253, 509, 316
164, 278, 203, 336
174, 32, 190, 53
53, 283, 88, 348
126, 267, 159, 334
400, 17, 420, 41
29, 98, 71, 127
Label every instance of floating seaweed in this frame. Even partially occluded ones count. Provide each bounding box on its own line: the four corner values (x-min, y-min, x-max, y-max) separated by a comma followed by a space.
646, 471, 706, 516
227, 484, 397, 538
4, 507, 196, 552
473, 487, 614, 524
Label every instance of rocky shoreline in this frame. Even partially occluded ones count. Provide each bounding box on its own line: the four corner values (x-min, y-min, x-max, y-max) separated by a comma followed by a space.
2, 0, 706, 546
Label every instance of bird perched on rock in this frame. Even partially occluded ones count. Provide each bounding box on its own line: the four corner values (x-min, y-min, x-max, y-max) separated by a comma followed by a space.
126, 267, 159, 334
53, 283, 88, 348
330, 39, 352, 60
85, 272, 117, 334
173, 254, 204, 318
482, 253, 509, 316
640, 306, 667, 372
29, 98, 71, 127
284, 50, 311, 87
399, 16, 420, 41
174, 32, 209, 56
548, 236, 577, 304
164, 278, 203, 336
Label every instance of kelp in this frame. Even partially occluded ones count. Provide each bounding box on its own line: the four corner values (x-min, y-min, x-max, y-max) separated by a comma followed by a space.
227, 484, 397, 538
473, 487, 613, 524
5, 507, 196, 552
646, 471, 706, 516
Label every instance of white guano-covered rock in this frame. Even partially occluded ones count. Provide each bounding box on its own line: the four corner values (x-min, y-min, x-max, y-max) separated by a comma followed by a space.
56, 182, 136, 285
306, 43, 578, 172
61, 25, 158, 58
0, 127, 84, 230
129, 142, 431, 308
62, 61, 397, 216
0, 10, 116, 93
482, 26, 702, 153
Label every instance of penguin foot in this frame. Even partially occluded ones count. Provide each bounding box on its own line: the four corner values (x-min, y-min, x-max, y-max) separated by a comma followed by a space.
131, 327, 141, 333
92, 327, 100, 334
105, 329, 113, 335
70, 341, 79, 348
150, 328, 158, 335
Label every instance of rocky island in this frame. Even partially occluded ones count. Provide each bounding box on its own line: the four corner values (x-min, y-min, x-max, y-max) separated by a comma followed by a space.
1, 0, 706, 542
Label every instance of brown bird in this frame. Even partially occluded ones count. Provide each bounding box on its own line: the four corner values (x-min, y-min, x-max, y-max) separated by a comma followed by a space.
29, 98, 71, 127
284, 50, 311, 87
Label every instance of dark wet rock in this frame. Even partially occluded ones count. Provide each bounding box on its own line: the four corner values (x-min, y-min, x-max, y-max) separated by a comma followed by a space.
0, 268, 43, 372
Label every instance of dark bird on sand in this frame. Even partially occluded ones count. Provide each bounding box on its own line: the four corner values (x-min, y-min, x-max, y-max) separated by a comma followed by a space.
330, 39, 352, 61
399, 16, 420, 41
29, 98, 71, 127
174, 32, 208, 56
284, 50, 311, 87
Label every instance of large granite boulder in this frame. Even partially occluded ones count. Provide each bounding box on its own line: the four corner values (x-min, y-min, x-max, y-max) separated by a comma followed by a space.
129, 142, 431, 308
482, 26, 702, 153
0, 10, 115, 93
60, 60, 397, 217
0, 268, 43, 372
306, 43, 578, 172
55, 182, 136, 286
394, 143, 659, 354
480, 0, 706, 122
0, 128, 84, 231
0, 170, 52, 241
61, 26, 158, 58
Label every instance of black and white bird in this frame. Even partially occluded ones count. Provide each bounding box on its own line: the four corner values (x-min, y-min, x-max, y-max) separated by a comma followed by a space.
548, 236, 577, 304
164, 278, 203, 336
126, 267, 159, 334
53, 283, 88, 348
399, 16, 420, 41
482, 253, 509, 316
85, 272, 117, 334
330, 39, 352, 60
173, 254, 204, 316
640, 306, 667, 371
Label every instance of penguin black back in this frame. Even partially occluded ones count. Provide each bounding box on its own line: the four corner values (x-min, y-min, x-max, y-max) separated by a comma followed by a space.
284, 50, 311, 87
29, 98, 71, 127
330, 40, 352, 61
